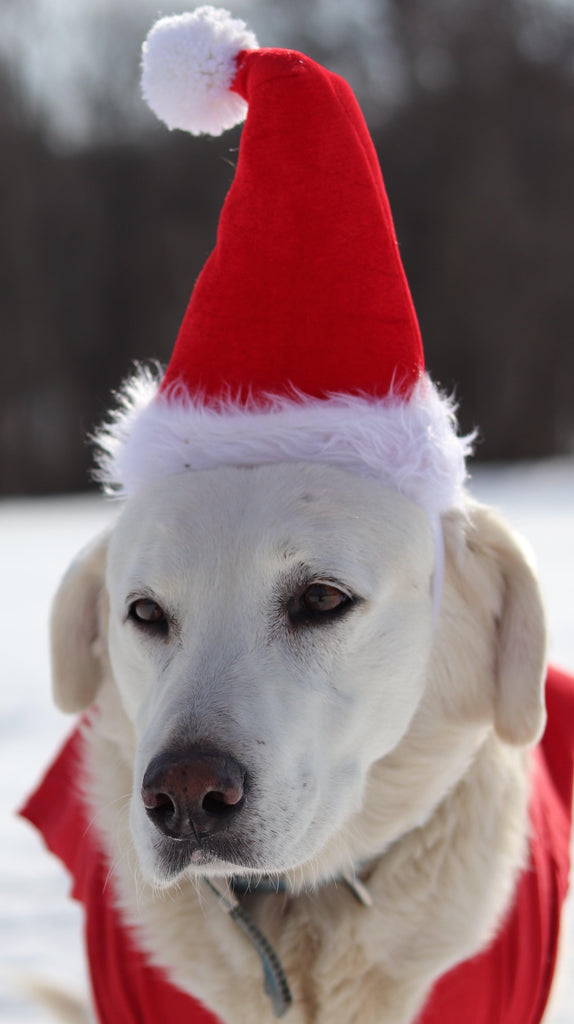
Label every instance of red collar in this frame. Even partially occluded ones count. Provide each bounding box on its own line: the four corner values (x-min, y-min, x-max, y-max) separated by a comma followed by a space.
20, 666, 574, 1024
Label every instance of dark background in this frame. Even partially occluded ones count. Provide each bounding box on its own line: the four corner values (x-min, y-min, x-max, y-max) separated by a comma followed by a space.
1, 0, 573, 495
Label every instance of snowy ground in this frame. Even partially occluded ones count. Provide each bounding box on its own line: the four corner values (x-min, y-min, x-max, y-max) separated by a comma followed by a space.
1, 459, 573, 1022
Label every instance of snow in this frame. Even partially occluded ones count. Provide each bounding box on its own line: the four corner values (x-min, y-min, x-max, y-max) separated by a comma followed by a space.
1, 461, 573, 1021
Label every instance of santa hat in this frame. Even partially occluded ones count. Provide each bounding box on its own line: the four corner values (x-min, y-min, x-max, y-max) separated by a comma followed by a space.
96, 6, 472, 610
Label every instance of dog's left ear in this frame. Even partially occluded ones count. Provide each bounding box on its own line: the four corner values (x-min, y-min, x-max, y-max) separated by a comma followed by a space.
466, 504, 547, 747
50, 531, 110, 713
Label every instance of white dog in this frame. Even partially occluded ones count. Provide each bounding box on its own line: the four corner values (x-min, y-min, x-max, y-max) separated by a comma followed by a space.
39, 460, 559, 1024
22, 9, 574, 1023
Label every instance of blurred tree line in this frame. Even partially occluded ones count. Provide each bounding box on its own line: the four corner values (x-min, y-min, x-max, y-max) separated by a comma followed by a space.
1, 0, 573, 495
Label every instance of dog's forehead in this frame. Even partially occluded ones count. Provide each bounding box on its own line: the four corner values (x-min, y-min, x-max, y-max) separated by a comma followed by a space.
107, 463, 432, 591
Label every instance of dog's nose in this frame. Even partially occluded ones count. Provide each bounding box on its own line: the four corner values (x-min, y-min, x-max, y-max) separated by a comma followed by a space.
141, 748, 246, 840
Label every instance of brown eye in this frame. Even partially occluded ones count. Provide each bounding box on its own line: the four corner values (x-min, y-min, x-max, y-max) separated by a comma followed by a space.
302, 583, 349, 614
288, 582, 354, 627
129, 598, 168, 634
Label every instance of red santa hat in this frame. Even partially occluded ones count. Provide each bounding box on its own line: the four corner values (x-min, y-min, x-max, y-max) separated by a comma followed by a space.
96, 6, 472, 609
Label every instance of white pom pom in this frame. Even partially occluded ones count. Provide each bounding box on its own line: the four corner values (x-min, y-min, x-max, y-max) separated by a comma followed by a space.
141, 7, 258, 136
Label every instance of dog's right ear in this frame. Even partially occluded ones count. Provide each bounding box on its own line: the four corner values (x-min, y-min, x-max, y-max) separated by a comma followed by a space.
50, 531, 110, 713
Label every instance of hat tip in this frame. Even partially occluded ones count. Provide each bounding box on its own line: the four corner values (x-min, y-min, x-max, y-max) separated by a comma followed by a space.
141, 6, 258, 136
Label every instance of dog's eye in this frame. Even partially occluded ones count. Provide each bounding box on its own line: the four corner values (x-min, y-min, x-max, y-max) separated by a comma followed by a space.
304, 584, 349, 613
128, 598, 168, 635
288, 583, 353, 626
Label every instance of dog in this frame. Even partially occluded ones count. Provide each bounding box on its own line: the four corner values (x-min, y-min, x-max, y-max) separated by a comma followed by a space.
21, 9, 574, 1022
24, 458, 572, 1024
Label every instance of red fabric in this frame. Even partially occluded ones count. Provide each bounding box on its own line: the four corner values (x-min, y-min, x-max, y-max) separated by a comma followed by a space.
161, 48, 424, 405
418, 664, 574, 1024
20, 666, 573, 1024
20, 729, 219, 1024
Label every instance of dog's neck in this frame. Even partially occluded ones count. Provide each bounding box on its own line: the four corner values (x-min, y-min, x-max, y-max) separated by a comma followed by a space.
204, 871, 372, 1017
227, 869, 373, 905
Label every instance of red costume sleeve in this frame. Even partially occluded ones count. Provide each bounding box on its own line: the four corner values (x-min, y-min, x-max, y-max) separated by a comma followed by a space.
21, 728, 220, 1024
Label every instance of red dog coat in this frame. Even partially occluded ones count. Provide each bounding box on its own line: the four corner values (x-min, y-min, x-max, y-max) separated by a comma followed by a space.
21, 666, 574, 1024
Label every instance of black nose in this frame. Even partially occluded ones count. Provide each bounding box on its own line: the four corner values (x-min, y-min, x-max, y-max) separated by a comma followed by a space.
141, 747, 246, 840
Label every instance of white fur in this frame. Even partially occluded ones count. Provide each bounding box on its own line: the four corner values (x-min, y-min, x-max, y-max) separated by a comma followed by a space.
50, 463, 548, 1024
141, 8, 258, 136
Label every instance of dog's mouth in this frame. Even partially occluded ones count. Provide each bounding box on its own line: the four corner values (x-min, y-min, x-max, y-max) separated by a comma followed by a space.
152, 831, 261, 881
140, 746, 260, 880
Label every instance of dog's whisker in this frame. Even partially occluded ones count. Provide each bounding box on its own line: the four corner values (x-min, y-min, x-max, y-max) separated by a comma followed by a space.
103, 843, 133, 898
81, 792, 131, 840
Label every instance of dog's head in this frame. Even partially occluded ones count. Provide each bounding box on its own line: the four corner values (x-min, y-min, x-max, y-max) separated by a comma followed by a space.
51, 463, 546, 887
